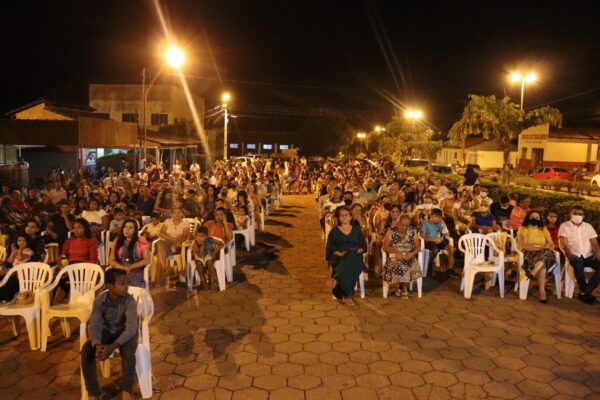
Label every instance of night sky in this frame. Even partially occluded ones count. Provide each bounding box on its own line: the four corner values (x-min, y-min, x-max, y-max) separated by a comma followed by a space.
2, 0, 600, 132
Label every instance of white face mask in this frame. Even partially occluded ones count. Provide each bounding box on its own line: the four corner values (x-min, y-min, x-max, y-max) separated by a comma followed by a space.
571, 215, 583, 225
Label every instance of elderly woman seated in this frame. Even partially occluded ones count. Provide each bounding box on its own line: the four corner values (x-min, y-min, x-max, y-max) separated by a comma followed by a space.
382, 211, 422, 299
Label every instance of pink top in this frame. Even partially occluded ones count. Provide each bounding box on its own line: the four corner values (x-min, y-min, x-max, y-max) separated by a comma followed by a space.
508, 206, 527, 230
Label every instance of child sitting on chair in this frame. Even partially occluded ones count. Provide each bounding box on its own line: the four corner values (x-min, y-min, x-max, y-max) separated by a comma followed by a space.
81, 268, 138, 400
191, 226, 222, 291
421, 208, 457, 278
234, 205, 250, 230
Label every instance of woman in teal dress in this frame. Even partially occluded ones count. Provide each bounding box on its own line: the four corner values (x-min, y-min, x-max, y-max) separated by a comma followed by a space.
326, 206, 367, 305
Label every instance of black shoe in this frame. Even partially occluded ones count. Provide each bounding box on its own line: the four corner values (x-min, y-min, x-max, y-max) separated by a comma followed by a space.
540, 298, 548, 304
446, 269, 460, 279
578, 293, 596, 304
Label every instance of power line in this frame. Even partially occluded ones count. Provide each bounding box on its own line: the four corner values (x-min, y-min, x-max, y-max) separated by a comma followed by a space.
529, 86, 600, 109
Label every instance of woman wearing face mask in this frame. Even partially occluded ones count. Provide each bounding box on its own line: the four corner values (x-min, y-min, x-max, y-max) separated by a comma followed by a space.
517, 211, 555, 303
382, 211, 422, 299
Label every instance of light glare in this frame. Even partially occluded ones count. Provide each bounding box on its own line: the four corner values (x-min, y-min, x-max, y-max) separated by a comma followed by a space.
525, 73, 537, 83
222, 92, 231, 103
165, 47, 185, 68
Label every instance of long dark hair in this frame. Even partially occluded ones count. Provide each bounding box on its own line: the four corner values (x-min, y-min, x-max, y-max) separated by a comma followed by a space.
237, 190, 249, 206
114, 218, 140, 261
74, 217, 93, 238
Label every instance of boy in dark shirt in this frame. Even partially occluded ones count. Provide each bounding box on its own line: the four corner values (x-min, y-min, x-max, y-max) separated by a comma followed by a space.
81, 268, 138, 400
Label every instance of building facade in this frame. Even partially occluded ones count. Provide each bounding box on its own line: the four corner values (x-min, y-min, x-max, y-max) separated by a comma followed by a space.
518, 124, 600, 170
437, 137, 517, 170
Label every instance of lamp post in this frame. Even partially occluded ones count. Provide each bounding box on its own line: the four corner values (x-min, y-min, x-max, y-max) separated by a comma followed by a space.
510, 72, 536, 109
222, 92, 231, 160
356, 132, 366, 154
140, 46, 185, 170
405, 110, 423, 121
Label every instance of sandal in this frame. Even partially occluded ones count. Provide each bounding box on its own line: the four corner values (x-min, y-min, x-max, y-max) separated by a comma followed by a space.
326, 279, 338, 289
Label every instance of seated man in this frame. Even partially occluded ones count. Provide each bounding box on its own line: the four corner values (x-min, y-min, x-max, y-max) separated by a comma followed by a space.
559, 206, 600, 304
81, 269, 137, 400
469, 205, 499, 234
490, 195, 513, 230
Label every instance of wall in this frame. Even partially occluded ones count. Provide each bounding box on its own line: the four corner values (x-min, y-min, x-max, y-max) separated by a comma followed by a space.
21, 146, 78, 188
14, 103, 72, 120
89, 84, 205, 129
467, 151, 517, 169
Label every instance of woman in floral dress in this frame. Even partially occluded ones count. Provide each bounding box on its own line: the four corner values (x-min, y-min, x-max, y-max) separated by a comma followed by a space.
382, 211, 422, 299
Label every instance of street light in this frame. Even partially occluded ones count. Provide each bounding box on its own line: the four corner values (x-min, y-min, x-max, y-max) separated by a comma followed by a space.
510, 71, 537, 109
222, 92, 231, 159
141, 46, 186, 170
405, 110, 423, 120
356, 132, 367, 154
374, 125, 386, 133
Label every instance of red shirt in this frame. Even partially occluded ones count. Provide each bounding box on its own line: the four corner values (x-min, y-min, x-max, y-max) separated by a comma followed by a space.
61, 237, 99, 264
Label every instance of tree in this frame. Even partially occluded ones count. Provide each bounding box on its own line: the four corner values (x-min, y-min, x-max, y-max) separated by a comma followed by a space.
376, 117, 441, 170
449, 95, 562, 184
297, 116, 354, 157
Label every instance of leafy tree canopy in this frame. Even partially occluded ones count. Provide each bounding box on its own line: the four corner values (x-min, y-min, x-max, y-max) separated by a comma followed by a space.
297, 116, 354, 156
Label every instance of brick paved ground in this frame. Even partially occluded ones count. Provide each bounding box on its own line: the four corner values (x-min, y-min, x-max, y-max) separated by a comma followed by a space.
1, 194, 600, 399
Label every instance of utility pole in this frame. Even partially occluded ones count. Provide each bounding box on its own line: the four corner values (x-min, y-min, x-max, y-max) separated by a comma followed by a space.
141, 67, 147, 171
223, 102, 228, 160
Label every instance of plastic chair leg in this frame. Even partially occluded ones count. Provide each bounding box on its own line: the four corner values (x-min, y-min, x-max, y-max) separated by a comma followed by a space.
417, 277, 422, 298
10, 317, 17, 336
519, 278, 530, 300
41, 314, 49, 352
79, 321, 87, 350
216, 261, 226, 291
464, 271, 475, 299
382, 281, 389, 298
554, 267, 562, 299
498, 269, 505, 298
61, 317, 71, 338
359, 273, 365, 299
99, 359, 111, 378
24, 314, 39, 350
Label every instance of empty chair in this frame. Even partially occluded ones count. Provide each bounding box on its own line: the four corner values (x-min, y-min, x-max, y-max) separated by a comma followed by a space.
40, 263, 104, 351
459, 234, 505, 299
0, 262, 53, 350
487, 231, 523, 291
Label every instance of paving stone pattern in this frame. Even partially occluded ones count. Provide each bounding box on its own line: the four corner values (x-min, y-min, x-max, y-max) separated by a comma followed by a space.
1, 195, 600, 399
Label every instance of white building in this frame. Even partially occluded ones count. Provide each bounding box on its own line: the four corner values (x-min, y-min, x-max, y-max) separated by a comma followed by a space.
437, 137, 517, 169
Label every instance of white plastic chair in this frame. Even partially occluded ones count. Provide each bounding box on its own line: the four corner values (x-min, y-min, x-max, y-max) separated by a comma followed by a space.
43, 243, 60, 265
260, 205, 266, 231
486, 231, 524, 291
187, 237, 228, 291
95, 288, 154, 399
0, 262, 53, 350
459, 234, 505, 299
561, 244, 593, 298
516, 250, 561, 300
234, 218, 253, 251
100, 230, 111, 267
40, 263, 105, 351
420, 234, 453, 277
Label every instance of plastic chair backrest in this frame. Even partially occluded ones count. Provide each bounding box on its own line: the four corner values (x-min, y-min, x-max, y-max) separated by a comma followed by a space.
0, 234, 8, 248
0, 246, 6, 262
458, 233, 489, 263
13, 262, 53, 293
57, 263, 105, 303
44, 243, 60, 264
486, 232, 512, 255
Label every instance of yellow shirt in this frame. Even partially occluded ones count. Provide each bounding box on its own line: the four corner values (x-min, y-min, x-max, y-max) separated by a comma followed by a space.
517, 226, 551, 248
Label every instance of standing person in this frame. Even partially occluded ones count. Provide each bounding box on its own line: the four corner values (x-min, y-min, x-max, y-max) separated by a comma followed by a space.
326, 207, 367, 306
81, 268, 138, 400
508, 195, 531, 231
45, 200, 75, 251
382, 214, 422, 299
559, 206, 600, 304
517, 211, 556, 303
462, 164, 479, 192
109, 219, 151, 288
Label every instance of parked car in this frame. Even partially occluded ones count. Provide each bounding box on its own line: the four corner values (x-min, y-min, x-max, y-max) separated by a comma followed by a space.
531, 167, 574, 181
403, 159, 430, 168
431, 164, 453, 174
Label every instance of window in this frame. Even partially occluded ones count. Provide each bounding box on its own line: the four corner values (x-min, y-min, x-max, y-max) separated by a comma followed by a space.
263, 144, 273, 150
247, 144, 256, 150
454, 152, 458, 160
229, 143, 239, 149
122, 113, 138, 123
96, 113, 110, 119
279, 144, 289, 150
521, 147, 527, 160
151, 113, 168, 125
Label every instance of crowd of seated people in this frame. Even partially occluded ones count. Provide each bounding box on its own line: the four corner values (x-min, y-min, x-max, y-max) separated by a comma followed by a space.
312, 159, 600, 305
0, 157, 288, 300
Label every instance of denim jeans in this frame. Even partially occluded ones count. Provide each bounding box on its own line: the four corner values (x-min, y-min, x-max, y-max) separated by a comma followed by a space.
569, 255, 600, 296
81, 333, 138, 396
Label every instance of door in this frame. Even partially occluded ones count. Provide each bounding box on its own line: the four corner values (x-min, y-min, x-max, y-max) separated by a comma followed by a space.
532, 148, 544, 169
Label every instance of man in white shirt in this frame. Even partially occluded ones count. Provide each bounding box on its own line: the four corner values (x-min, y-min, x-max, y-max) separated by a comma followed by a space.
558, 206, 600, 304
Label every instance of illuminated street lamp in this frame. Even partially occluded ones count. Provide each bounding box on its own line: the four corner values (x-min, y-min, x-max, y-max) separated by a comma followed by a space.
222, 92, 231, 159
356, 132, 367, 154
510, 71, 537, 109
374, 125, 386, 133
405, 110, 423, 120
141, 46, 186, 169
